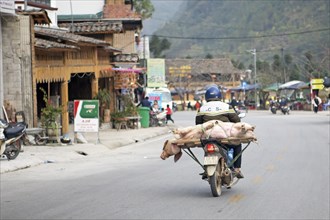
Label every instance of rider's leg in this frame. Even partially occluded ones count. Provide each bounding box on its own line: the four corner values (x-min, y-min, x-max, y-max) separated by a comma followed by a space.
233, 144, 244, 178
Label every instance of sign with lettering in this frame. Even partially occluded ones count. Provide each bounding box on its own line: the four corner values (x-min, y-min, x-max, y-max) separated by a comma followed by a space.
147, 59, 166, 88
311, 84, 324, 90
148, 92, 163, 110
0, 0, 15, 15
73, 100, 99, 132
311, 78, 324, 84
311, 78, 325, 90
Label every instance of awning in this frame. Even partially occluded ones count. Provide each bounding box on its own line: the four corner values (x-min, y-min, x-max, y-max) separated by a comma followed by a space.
279, 80, 309, 90
230, 83, 260, 91
112, 68, 145, 73
263, 83, 282, 91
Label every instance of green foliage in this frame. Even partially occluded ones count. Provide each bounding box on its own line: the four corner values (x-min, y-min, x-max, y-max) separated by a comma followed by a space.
205, 53, 213, 59
150, 35, 171, 58
93, 88, 110, 106
110, 95, 138, 121
110, 111, 127, 121
154, 0, 329, 63
133, 0, 154, 19
40, 88, 62, 128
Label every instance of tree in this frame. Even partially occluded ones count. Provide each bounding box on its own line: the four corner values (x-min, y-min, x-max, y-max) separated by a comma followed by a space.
205, 53, 213, 59
149, 35, 171, 58
133, 0, 154, 19
231, 59, 245, 70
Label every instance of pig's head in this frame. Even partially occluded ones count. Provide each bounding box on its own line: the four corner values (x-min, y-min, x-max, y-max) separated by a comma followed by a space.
160, 140, 182, 162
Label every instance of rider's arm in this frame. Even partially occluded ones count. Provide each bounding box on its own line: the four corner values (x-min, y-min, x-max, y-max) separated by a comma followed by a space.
227, 110, 241, 123
195, 114, 203, 125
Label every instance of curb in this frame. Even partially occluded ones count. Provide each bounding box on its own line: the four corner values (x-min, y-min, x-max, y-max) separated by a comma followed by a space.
0, 126, 171, 174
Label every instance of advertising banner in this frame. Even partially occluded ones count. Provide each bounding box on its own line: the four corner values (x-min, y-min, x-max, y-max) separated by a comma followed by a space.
0, 0, 15, 15
147, 59, 166, 88
73, 100, 99, 132
148, 92, 163, 110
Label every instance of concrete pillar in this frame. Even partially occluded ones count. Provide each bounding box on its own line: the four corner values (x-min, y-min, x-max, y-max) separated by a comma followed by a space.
0, 18, 3, 118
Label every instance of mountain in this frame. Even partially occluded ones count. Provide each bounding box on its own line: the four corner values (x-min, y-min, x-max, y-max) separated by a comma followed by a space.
141, 0, 185, 35
149, 0, 330, 64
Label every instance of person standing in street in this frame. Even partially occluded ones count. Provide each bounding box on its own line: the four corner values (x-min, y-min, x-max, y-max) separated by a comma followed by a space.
165, 104, 174, 124
312, 95, 322, 113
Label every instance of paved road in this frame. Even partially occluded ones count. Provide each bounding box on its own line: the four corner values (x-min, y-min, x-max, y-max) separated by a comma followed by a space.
1, 110, 329, 219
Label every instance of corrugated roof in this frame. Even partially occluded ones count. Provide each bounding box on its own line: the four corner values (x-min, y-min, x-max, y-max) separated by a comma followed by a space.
58, 21, 123, 34
58, 14, 102, 22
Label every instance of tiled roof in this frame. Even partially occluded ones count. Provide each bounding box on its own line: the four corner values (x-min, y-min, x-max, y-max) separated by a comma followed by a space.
58, 21, 123, 34
35, 38, 78, 50
103, 4, 141, 19
16, 9, 51, 25
165, 59, 244, 75
35, 26, 111, 46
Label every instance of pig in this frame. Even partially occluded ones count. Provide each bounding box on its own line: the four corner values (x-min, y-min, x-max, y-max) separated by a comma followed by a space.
173, 120, 256, 142
202, 120, 257, 144
160, 139, 183, 162
172, 120, 215, 140
160, 120, 257, 161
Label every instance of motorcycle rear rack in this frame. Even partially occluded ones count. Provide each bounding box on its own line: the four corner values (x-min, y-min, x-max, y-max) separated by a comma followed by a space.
182, 141, 252, 170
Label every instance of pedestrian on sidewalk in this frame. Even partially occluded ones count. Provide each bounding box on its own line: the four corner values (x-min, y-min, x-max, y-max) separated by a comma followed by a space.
312, 95, 322, 113
137, 96, 151, 108
165, 104, 174, 124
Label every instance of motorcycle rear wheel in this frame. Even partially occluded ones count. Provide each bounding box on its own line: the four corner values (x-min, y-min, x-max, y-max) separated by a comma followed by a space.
209, 161, 222, 197
4, 140, 21, 160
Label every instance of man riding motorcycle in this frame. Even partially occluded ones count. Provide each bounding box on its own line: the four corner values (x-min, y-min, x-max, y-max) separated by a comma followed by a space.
195, 85, 244, 178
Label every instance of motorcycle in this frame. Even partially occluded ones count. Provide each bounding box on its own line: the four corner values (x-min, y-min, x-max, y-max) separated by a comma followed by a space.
0, 119, 27, 160
150, 110, 166, 127
270, 105, 277, 114
280, 105, 290, 115
182, 113, 251, 197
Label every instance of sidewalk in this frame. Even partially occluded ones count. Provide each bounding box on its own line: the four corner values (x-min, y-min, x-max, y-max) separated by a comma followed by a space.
0, 125, 174, 174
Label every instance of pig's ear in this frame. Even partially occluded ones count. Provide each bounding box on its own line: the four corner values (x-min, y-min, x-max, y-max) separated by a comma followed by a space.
174, 151, 182, 162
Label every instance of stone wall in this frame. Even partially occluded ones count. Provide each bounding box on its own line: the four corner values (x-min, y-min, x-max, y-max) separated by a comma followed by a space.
2, 15, 33, 126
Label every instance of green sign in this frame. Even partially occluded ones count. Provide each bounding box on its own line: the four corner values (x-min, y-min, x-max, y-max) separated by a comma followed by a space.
74, 100, 99, 132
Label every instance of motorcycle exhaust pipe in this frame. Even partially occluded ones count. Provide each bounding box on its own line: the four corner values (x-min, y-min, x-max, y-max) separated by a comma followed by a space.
223, 168, 232, 184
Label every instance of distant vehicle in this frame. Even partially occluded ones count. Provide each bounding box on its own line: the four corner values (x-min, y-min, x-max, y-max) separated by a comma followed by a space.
145, 87, 173, 110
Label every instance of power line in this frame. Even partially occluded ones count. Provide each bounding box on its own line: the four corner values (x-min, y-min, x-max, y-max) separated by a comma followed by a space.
146, 28, 330, 40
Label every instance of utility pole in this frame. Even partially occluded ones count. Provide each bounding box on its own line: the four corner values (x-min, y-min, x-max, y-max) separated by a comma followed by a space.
281, 48, 286, 83
247, 49, 257, 110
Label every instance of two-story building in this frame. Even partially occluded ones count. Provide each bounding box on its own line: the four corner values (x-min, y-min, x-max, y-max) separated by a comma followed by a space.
1, 0, 143, 137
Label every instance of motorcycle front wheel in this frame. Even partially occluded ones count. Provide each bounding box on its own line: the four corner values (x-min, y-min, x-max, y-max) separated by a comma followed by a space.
4, 140, 21, 160
209, 161, 222, 197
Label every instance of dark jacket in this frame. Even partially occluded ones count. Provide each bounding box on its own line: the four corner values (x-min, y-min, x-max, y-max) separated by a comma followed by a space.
137, 98, 151, 108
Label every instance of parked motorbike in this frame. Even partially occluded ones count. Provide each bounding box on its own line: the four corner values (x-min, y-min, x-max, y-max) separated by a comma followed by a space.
0, 119, 26, 160
150, 111, 166, 127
